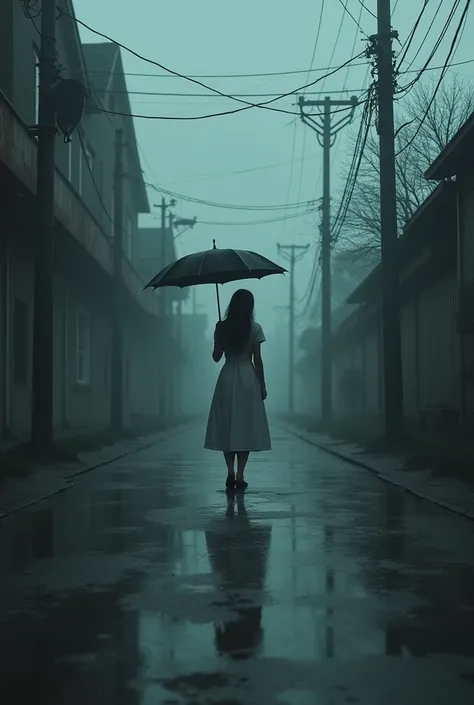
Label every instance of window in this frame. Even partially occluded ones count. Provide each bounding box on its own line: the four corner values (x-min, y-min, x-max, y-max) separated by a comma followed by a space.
76, 307, 91, 385
33, 47, 40, 125
14, 298, 28, 385
124, 214, 133, 260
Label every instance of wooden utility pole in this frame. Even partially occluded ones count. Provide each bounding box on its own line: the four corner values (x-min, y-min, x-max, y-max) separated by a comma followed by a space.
277, 244, 309, 414
298, 95, 358, 426
31, 0, 57, 450
375, 0, 403, 439
111, 129, 124, 432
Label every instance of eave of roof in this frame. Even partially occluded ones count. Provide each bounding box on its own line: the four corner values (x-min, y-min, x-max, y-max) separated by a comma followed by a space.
424, 110, 474, 180
82, 43, 149, 214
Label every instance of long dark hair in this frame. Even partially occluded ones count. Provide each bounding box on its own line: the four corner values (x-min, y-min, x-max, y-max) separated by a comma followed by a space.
217, 289, 254, 353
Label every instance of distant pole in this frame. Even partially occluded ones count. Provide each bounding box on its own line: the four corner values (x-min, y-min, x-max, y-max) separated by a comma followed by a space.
31, 0, 57, 451
160, 197, 168, 318
298, 94, 358, 426
111, 128, 124, 432
277, 244, 309, 414
375, 0, 403, 439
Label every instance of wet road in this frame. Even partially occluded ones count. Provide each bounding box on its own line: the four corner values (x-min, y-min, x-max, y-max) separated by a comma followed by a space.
1, 422, 474, 705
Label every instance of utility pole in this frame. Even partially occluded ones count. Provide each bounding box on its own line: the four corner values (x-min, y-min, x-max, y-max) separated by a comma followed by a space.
277, 244, 309, 415
111, 129, 124, 432
298, 95, 358, 426
31, 0, 57, 451
169, 212, 196, 419
372, 0, 403, 439
154, 197, 175, 419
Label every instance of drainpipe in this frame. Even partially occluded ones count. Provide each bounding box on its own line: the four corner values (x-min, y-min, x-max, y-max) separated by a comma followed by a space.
456, 183, 466, 427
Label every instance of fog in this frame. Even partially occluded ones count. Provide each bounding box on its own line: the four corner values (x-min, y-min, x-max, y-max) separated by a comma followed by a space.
74, 0, 474, 419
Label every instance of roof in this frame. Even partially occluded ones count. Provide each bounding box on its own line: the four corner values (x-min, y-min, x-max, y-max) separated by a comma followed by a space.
81, 42, 118, 94
82, 43, 149, 214
425, 109, 474, 180
347, 181, 456, 304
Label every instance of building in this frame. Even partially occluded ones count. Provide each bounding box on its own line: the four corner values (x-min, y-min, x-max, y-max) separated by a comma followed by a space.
425, 110, 474, 424
0, 1, 173, 439
298, 107, 474, 434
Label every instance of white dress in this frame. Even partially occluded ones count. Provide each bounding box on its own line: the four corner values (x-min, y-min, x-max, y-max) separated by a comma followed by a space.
205, 321, 271, 452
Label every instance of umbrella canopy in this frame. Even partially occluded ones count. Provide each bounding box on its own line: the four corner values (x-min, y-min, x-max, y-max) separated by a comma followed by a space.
143, 244, 286, 290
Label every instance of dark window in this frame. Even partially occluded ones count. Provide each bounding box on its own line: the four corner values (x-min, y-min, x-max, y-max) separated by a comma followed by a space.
14, 298, 28, 385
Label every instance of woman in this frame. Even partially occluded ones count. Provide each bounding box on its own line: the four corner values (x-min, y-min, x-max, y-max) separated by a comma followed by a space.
205, 289, 271, 490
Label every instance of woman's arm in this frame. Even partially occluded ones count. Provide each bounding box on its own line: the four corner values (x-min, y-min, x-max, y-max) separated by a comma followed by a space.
253, 343, 267, 400
212, 323, 224, 363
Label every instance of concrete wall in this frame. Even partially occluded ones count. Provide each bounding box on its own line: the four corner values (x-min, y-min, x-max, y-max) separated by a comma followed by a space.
330, 268, 458, 430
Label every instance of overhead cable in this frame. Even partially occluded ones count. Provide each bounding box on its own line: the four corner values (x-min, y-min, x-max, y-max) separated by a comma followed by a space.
58, 8, 364, 117
130, 176, 316, 212
396, 0, 471, 156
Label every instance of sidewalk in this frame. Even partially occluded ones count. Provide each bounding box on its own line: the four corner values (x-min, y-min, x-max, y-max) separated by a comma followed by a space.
285, 422, 474, 521
0, 422, 189, 519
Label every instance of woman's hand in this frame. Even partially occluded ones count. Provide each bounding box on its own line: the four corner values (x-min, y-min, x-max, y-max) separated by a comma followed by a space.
261, 385, 267, 401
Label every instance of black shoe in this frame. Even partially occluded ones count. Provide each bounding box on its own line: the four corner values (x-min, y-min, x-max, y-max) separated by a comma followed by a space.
225, 476, 235, 491
235, 479, 248, 490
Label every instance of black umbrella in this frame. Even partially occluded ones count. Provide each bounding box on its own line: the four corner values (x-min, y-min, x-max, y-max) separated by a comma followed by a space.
143, 240, 286, 319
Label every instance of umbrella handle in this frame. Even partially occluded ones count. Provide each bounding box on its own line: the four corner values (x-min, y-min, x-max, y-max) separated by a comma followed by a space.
215, 283, 222, 321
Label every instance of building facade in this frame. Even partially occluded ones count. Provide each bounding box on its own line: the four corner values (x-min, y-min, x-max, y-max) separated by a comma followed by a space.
0, 1, 175, 439
299, 106, 474, 434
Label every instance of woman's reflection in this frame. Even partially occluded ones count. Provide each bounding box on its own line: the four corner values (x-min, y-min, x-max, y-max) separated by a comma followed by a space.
205, 493, 271, 661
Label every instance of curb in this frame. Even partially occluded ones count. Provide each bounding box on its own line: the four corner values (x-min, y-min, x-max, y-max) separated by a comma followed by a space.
0, 422, 190, 520
286, 425, 474, 522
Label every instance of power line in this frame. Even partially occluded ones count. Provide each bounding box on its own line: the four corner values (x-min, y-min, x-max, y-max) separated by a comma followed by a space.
278, 120, 298, 240
59, 8, 364, 117
162, 152, 320, 186
95, 88, 367, 98
304, 0, 326, 96
19, 0, 41, 34
331, 96, 374, 244
396, 0, 471, 157
397, 1, 431, 68
87, 97, 365, 122
152, 209, 317, 227
335, 0, 368, 35
396, 0, 463, 94
328, 0, 368, 180
77, 57, 474, 80
132, 176, 316, 212
355, 0, 377, 22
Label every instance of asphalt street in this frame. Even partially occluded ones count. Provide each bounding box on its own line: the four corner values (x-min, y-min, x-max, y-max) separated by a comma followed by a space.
0, 421, 473, 705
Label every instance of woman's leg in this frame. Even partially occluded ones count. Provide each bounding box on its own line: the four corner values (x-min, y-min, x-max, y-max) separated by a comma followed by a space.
236, 451, 250, 482
224, 452, 236, 477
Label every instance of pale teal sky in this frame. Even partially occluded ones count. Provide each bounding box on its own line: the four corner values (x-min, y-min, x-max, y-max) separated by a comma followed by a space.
74, 0, 474, 331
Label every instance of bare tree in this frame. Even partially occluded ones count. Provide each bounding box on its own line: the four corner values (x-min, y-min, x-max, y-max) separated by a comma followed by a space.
335, 75, 474, 269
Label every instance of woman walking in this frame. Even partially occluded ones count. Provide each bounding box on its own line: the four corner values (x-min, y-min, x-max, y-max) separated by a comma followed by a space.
205, 289, 271, 490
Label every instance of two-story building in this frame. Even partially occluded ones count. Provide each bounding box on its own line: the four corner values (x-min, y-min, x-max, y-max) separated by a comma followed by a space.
0, 0, 171, 439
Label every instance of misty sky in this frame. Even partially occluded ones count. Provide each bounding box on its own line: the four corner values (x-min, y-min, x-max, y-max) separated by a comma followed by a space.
75, 0, 474, 341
